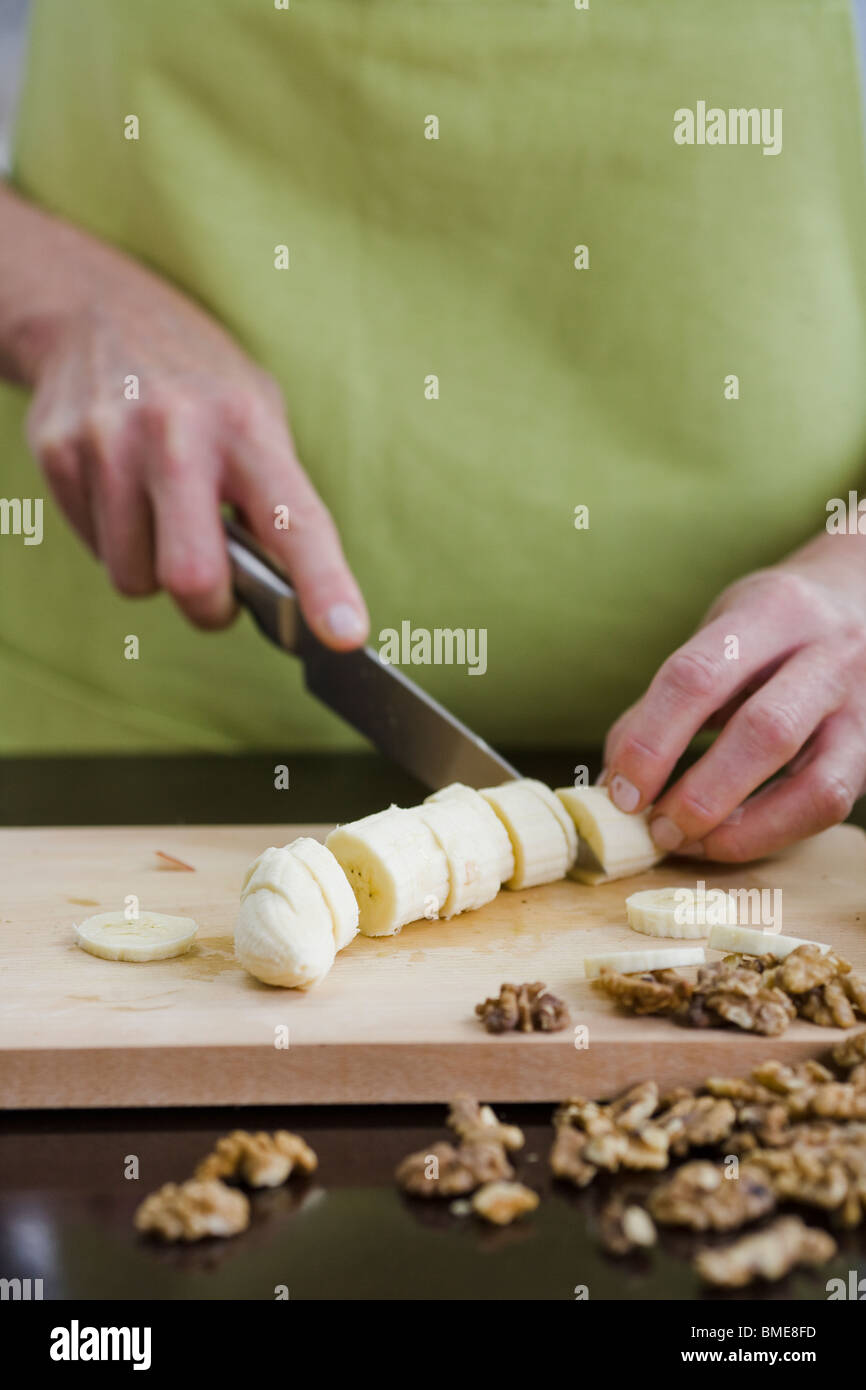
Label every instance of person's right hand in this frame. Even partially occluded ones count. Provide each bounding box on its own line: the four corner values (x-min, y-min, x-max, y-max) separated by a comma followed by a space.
25, 261, 368, 643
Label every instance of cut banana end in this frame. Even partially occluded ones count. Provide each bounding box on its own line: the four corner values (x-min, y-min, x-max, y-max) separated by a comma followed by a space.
707, 922, 830, 960
74, 910, 198, 962
326, 807, 450, 936
480, 779, 575, 889
583, 946, 707, 979
283, 837, 359, 950
626, 886, 737, 940
555, 786, 662, 884
424, 783, 515, 885
237, 845, 337, 988
412, 796, 503, 917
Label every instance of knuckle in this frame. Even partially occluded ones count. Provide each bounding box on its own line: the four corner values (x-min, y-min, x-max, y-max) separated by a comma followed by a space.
677, 789, 722, 829
618, 732, 663, 769
220, 388, 270, 436
810, 771, 854, 827
160, 555, 221, 602
662, 649, 722, 702
39, 440, 79, 488
740, 699, 803, 757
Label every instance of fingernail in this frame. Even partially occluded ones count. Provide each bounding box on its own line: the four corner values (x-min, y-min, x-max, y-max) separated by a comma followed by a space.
650, 816, 684, 851
325, 603, 366, 642
677, 841, 705, 858
609, 774, 640, 812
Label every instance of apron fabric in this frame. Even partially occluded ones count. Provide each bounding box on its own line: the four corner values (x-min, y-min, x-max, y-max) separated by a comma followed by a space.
2, 0, 866, 752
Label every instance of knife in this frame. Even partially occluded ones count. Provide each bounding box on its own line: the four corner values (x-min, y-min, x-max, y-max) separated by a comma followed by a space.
223, 519, 521, 790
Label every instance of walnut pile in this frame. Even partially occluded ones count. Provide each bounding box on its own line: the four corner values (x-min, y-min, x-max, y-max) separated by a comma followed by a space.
648, 1160, 776, 1231
694, 1216, 836, 1288
475, 981, 570, 1034
195, 1130, 318, 1188
396, 1097, 537, 1216
395, 1139, 513, 1197
134, 1179, 250, 1243
551, 1027, 866, 1284
135, 1127, 318, 1243
471, 1181, 539, 1226
593, 945, 866, 1037
551, 1079, 737, 1188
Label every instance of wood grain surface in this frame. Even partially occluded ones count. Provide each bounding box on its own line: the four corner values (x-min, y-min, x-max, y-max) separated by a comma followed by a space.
2, 823, 865, 1108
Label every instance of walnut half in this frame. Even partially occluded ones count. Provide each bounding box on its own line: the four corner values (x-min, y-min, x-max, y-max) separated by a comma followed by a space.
134, 1179, 250, 1243
694, 1216, 837, 1288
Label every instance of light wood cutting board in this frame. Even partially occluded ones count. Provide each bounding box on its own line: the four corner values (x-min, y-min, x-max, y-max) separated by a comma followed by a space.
2, 824, 865, 1109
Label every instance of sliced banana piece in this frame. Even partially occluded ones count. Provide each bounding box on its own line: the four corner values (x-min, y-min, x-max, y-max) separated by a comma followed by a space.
583, 946, 706, 978
556, 786, 662, 884
412, 796, 503, 917
74, 910, 198, 962
626, 886, 737, 939
236, 845, 336, 988
425, 783, 515, 884
480, 779, 574, 889
326, 807, 450, 936
283, 836, 359, 949
707, 922, 830, 960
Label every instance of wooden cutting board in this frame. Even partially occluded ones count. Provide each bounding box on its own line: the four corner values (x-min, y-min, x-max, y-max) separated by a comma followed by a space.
2, 823, 865, 1109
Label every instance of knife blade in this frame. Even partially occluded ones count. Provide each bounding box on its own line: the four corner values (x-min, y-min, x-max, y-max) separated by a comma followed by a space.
223, 519, 521, 790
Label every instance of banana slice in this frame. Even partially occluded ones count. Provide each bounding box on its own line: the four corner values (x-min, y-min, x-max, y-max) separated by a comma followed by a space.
583, 946, 707, 978
626, 886, 737, 939
424, 783, 515, 884
480, 779, 575, 889
412, 796, 504, 916
326, 807, 450, 936
707, 922, 830, 960
281, 837, 359, 949
74, 910, 198, 962
555, 786, 662, 884
236, 845, 337, 988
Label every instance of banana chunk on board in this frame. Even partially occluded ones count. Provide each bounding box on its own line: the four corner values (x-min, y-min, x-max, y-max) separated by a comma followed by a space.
706, 922, 830, 960
555, 786, 662, 884
626, 886, 738, 939
583, 946, 707, 978
480, 779, 577, 889
236, 837, 358, 988
74, 910, 198, 962
326, 806, 451, 937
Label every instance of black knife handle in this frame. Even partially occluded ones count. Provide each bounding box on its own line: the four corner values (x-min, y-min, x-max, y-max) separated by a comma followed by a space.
223, 517, 302, 653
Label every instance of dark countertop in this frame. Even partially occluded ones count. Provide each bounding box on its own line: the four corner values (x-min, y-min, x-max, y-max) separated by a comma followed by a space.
1, 751, 865, 1302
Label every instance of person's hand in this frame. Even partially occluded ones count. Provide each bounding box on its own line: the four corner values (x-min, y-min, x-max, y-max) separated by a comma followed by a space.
601, 541, 866, 861
24, 250, 368, 641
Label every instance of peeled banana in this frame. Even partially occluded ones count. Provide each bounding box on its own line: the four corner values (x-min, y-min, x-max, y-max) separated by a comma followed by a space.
626, 886, 737, 940
236, 838, 357, 988
555, 786, 662, 884
326, 806, 450, 936
583, 945, 707, 978
413, 795, 505, 917
74, 910, 198, 962
424, 782, 514, 885
707, 922, 830, 960
480, 779, 576, 889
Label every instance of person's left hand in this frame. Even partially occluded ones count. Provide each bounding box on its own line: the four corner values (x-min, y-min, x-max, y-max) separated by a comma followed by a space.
600, 534, 866, 862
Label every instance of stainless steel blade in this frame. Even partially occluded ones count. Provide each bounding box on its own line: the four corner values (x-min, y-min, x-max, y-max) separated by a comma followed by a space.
224, 519, 520, 790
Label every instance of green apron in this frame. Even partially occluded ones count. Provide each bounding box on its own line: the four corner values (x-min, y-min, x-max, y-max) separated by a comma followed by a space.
2, 0, 866, 752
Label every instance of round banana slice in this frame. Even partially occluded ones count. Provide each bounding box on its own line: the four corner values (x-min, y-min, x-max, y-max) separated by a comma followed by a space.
326, 807, 450, 936
583, 946, 706, 978
412, 797, 504, 917
626, 886, 737, 939
424, 783, 515, 884
555, 786, 661, 884
707, 922, 830, 960
74, 910, 198, 962
280, 837, 359, 950
480, 780, 572, 890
